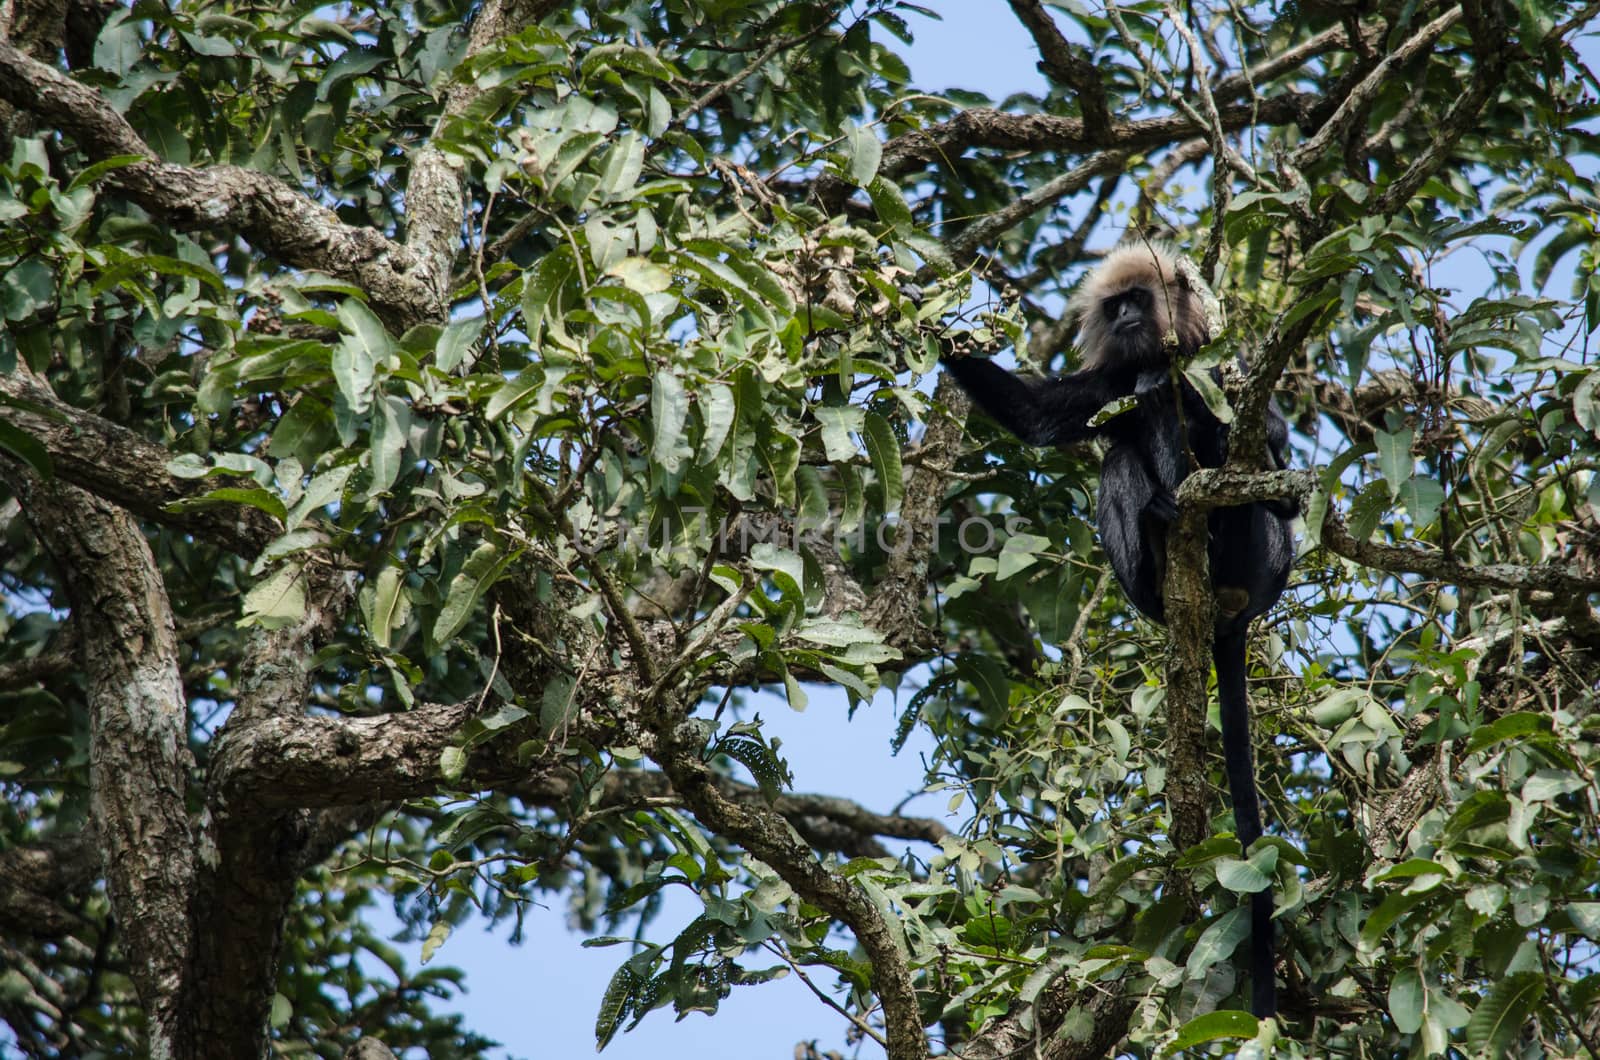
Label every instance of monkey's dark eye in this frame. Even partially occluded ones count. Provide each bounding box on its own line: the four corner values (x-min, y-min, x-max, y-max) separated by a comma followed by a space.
1103, 287, 1151, 322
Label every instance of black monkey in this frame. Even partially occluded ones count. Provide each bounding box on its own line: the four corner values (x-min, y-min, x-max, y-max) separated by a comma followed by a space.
943, 242, 1294, 1019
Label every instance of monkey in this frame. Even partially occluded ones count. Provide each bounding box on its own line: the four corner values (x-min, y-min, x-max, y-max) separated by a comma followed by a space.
942, 241, 1294, 1019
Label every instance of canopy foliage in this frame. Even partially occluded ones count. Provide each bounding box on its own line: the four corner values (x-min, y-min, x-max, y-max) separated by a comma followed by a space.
2, 0, 1600, 1058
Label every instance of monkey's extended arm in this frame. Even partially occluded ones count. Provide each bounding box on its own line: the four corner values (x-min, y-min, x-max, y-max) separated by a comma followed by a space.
942, 355, 1132, 448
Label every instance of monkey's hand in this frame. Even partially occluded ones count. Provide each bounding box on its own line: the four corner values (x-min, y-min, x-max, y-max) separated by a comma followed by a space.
1145, 488, 1179, 523
1134, 369, 1168, 398
1263, 496, 1300, 519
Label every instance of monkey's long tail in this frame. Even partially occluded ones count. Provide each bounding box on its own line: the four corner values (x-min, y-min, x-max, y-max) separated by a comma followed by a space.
1214, 628, 1277, 1019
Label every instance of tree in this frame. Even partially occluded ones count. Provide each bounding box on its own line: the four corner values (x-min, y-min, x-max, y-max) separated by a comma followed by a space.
3, 0, 1600, 1056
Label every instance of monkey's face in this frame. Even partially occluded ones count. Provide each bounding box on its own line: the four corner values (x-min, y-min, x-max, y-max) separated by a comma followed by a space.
1097, 283, 1180, 369
1069, 243, 1211, 371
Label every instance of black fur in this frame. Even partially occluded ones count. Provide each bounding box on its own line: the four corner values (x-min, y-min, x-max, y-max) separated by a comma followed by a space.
942, 267, 1294, 1019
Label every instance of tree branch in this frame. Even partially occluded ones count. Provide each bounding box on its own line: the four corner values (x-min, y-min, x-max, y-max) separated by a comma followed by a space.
0, 461, 196, 1056
649, 714, 930, 1060
0, 832, 98, 939
1317, 502, 1600, 593
949, 150, 1129, 262
406, 0, 566, 296
0, 365, 280, 557
0, 40, 442, 329
1288, 6, 1465, 171
1006, 0, 1112, 138
815, 95, 1317, 211
1370, 1, 1506, 216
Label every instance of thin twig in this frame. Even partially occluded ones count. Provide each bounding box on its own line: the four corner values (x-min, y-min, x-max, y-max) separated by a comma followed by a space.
670, 9, 843, 132
1161, 2, 1250, 274
1289, 6, 1465, 170
760, 941, 889, 1047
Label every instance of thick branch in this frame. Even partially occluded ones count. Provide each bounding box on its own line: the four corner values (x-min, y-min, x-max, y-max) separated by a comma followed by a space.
1288, 7, 1464, 171
184, 566, 358, 1057
650, 716, 929, 1060
521, 769, 949, 857
816, 95, 1317, 211
950, 150, 1128, 261
1161, 500, 1214, 852
0, 366, 279, 557
208, 698, 483, 809
960, 978, 1135, 1060
0, 41, 442, 329
407, 0, 564, 293
863, 372, 966, 656
1210, 24, 1359, 102
1006, 0, 1112, 137
1318, 504, 1600, 593
0, 832, 98, 939
0, 462, 196, 1055
1370, 2, 1505, 216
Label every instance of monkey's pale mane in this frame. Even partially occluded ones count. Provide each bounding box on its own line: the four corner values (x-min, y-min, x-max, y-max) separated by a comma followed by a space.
1069, 242, 1209, 367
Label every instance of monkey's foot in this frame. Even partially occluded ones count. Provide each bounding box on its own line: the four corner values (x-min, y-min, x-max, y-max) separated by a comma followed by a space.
1216, 586, 1250, 617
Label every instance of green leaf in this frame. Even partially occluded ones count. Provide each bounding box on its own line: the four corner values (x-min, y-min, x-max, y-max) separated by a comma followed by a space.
420, 920, 451, 964
813, 405, 863, 463
486, 367, 545, 422
580, 42, 675, 82
66, 154, 146, 192
651, 370, 693, 475
1568, 902, 1600, 939
432, 542, 511, 646
955, 654, 1009, 715
862, 412, 903, 515
368, 395, 410, 493
286, 464, 354, 531
996, 533, 1050, 581
241, 563, 306, 630
1186, 907, 1248, 978
521, 246, 575, 339
332, 304, 389, 415
1388, 967, 1423, 1034
269, 992, 291, 1030
2, 260, 55, 320
1161, 1010, 1258, 1055
1374, 427, 1414, 500
1215, 857, 1272, 894
1522, 769, 1585, 802
696, 383, 736, 464
1465, 712, 1551, 753
1464, 972, 1544, 1058
439, 745, 466, 782
598, 132, 645, 202
865, 175, 914, 232
780, 662, 808, 712
540, 673, 579, 736
841, 118, 882, 186
173, 486, 287, 521
750, 542, 805, 602
1571, 370, 1600, 435
1359, 889, 1430, 950
607, 256, 672, 295
676, 244, 774, 328
595, 961, 638, 1050
795, 617, 886, 650
361, 567, 409, 649
1369, 858, 1452, 884
434, 316, 482, 373
0, 421, 53, 476
1398, 476, 1444, 527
